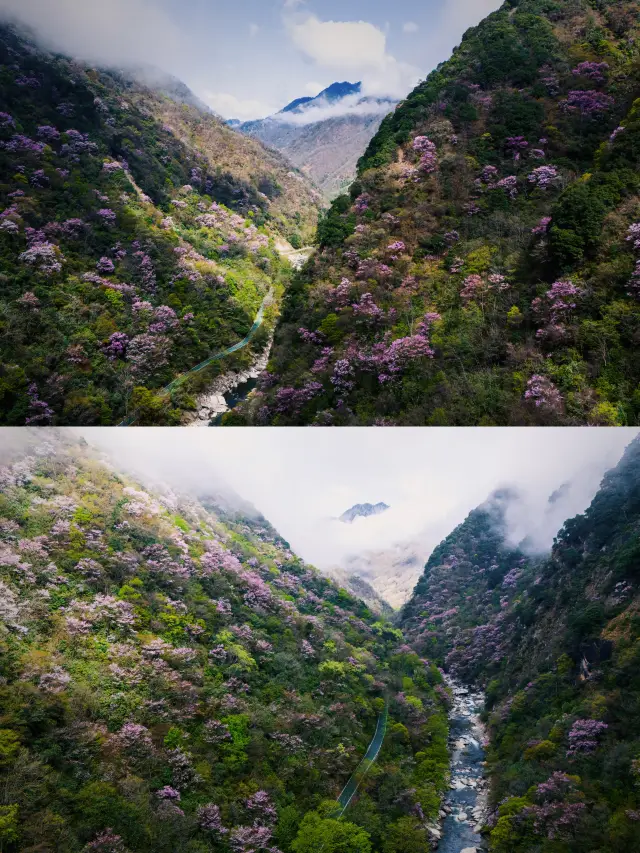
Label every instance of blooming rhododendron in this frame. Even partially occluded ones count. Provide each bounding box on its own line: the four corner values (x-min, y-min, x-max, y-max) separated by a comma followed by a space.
532, 216, 552, 235
19, 241, 63, 275
198, 803, 228, 833
563, 90, 614, 115
528, 165, 559, 189
25, 383, 54, 425
567, 719, 608, 756
412, 136, 438, 173
524, 375, 563, 414
572, 61, 609, 82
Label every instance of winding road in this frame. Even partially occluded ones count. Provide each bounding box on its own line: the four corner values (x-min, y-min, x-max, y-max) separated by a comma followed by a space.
120, 239, 314, 426
335, 702, 389, 817
119, 288, 273, 426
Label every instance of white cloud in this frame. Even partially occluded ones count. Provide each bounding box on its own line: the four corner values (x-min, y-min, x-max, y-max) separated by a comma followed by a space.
201, 90, 275, 121
304, 81, 325, 95
77, 428, 639, 574
0, 0, 185, 71
403, 21, 419, 33
284, 12, 421, 99
249, 22, 259, 38
276, 92, 395, 126
287, 15, 388, 69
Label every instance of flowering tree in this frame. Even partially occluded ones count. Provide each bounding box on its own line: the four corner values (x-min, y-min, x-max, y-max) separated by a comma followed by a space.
19, 242, 64, 275
562, 90, 614, 115
528, 166, 559, 189
412, 136, 438, 173
524, 375, 563, 414
25, 383, 54, 425
198, 803, 228, 834
567, 719, 608, 756
572, 61, 609, 83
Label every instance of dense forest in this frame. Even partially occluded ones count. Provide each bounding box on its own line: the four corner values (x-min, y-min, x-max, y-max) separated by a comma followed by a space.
1, 431, 639, 853
0, 24, 321, 426
0, 432, 450, 853
232, 0, 640, 426
400, 434, 640, 851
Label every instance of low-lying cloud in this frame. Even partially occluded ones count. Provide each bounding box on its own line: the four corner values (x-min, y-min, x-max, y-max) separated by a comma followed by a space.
0, 0, 185, 73
71, 428, 638, 577
273, 93, 396, 126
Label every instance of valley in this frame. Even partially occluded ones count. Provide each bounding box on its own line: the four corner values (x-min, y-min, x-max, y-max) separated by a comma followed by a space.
1, 428, 639, 853
6, 0, 640, 428
235, 82, 396, 201
231, 0, 640, 427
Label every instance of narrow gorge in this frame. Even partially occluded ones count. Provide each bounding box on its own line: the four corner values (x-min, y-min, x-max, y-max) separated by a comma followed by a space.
1, 429, 639, 853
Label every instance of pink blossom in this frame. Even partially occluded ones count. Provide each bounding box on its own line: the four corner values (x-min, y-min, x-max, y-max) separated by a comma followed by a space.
524, 375, 563, 414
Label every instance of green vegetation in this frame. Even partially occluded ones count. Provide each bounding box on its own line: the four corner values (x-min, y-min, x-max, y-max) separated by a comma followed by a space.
0, 25, 321, 425
237, 0, 640, 425
400, 436, 640, 852
0, 432, 450, 852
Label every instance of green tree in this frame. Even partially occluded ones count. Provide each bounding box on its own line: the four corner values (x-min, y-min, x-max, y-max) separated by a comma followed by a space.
382, 817, 430, 853
291, 812, 372, 853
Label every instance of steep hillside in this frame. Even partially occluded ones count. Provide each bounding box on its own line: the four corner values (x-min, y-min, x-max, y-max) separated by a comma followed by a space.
400, 436, 640, 852
337, 541, 430, 611
237, 83, 396, 200
0, 431, 451, 853
234, 0, 640, 426
0, 23, 321, 426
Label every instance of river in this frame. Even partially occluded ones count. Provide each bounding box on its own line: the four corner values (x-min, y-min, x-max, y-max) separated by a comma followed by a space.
436, 681, 488, 853
186, 243, 313, 426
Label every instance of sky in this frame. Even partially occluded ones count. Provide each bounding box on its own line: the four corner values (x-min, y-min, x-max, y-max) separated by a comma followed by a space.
0, 0, 502, 119
77, 428, 640, 572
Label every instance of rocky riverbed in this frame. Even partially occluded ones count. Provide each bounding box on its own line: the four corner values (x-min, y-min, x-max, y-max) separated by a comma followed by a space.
184, 338, 272, 426
430, 681, 489, 853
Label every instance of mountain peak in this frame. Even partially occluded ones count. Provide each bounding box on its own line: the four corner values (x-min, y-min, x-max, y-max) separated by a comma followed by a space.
339, 502, 390, 524
279, 81, 362, 115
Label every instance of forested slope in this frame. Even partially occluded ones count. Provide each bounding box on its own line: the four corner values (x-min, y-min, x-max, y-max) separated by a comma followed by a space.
0, 24, 321, 426
0, 432, 450, 853
235, 0, 640, 426
400, 435, 640, 852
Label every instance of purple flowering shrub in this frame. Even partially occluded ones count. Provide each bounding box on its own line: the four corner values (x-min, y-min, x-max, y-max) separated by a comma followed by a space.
0, 23, 322, 426
0, 432, 453, 850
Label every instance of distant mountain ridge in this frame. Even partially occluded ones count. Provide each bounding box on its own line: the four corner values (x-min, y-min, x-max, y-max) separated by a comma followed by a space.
280, 82, 364, 115
235, 81, 398, 199
339, 502, 390, 524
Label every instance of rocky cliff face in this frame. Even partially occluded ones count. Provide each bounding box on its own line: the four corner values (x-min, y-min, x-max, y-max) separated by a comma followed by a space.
235, 0, 640, 427
237, 82, 397, 200
399, 435, 640, 852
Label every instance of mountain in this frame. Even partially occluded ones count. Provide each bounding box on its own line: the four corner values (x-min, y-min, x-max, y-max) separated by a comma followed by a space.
335, 541, 427, 610
0, 429, 451, 853
125, 65, 215, 115
236, 82, 397, 200
399, 435, 640, 852
233, 0, 640, 427
0, 22, 322, 428
321, 564, 394, 616
339, 501, 390, 523
281, 83, 363, 114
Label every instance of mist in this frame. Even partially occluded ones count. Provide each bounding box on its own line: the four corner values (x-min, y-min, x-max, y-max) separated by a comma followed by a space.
0, 0, 187, 75
59, 428, 638, 574
273, 93, 396, 126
